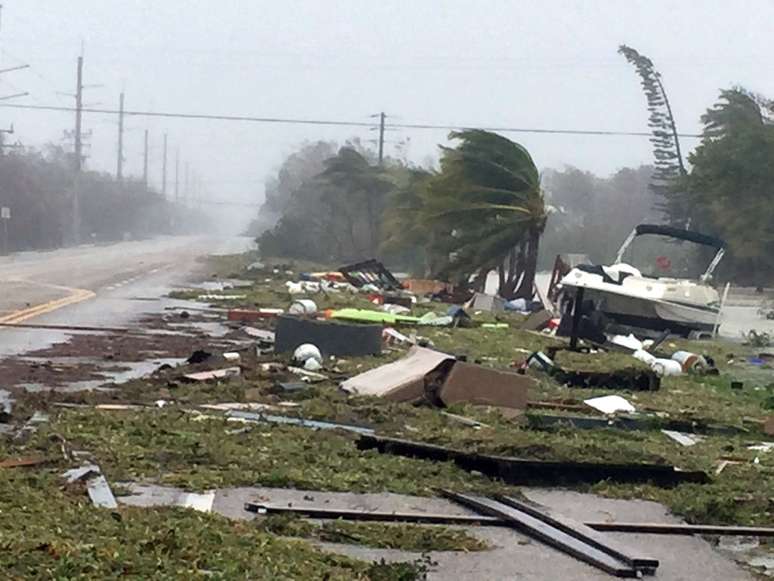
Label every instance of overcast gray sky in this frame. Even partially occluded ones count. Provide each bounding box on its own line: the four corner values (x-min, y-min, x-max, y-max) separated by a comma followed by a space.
1, 0, 772, 209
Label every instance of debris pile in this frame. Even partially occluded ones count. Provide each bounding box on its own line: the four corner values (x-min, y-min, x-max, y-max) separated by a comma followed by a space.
2, 254, 772, 579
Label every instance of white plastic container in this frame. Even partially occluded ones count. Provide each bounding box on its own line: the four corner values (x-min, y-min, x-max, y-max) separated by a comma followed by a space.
651, 359, 683, 377
289, 299, 318, 316
293, 343, 322, 365
671, 351, 707, 373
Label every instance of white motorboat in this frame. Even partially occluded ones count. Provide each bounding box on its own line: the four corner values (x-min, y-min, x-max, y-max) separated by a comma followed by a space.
559, 224, 726, 337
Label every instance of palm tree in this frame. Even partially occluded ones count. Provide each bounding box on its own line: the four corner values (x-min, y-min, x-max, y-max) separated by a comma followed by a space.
422, 130, 547, 299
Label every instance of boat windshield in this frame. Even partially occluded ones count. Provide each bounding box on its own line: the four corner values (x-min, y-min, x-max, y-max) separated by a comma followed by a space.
618, 234, 719, 279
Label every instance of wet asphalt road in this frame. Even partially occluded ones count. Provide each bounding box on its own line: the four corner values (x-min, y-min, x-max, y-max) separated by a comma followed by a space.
0, 236, 254, 356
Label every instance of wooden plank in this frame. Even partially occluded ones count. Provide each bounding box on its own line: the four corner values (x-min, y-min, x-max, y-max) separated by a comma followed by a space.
587, 522, 774, 537
244, 501, 774, 538
244, 503, 506, 526
358, 434, 709, 486
495, 494, 658, 572
443, 491, 638, 578
0, 456, 46, 469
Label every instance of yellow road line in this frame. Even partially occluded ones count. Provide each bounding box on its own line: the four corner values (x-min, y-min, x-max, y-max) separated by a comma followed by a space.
0, 288, 96, 325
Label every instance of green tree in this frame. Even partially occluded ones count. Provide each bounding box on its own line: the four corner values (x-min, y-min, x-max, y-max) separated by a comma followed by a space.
681, 88, 774, 285
256, 145, 394, 263
619, 45, 686, 222
380, 167, 440, 275
422, 130, 547, 299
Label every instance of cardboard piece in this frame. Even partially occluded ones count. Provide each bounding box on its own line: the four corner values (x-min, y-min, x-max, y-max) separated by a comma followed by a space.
435, 362, 531, 411
765, 416, 774, 437
466, 292, 505, 313
341, 346, 453, 401
342, 346, 533, 411
521, 309, 554, 331
403, 278, 451, 295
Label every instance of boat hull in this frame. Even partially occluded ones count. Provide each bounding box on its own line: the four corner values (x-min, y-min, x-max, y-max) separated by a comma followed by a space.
566, 286, 718, 337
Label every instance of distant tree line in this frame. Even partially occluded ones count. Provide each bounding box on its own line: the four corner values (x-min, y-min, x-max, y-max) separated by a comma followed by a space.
254, 131, 547, 298
253, 50, 774, 290
0, 145, 197, 252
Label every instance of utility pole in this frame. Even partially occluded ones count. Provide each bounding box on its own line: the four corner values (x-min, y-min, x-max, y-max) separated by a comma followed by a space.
71, 54, 84, 244
116, 92, 125, 183
0, 125, 14, 157
74, 56, 84, 173
184, 161, 190, 206
162, 133, 168, 197
142, 129, 149, 190
377, 112, 386, 165
174, 148, 180, 202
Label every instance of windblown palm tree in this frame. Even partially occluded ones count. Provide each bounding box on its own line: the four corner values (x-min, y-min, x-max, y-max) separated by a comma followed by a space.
423, 130, 547, 299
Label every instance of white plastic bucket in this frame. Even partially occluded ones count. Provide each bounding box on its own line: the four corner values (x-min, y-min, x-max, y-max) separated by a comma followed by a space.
293, 343, 322, 365
671, 351, 707, 373
289, 299, 318, 316
652, 359, 683, 377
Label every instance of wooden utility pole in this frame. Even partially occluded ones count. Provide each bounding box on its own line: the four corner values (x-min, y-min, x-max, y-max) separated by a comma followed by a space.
174, 148, 180, 201
71, 55, 84, 244
142, 129, 149, 189
184, 161, 189, 206
74, 56, 84, 173
116, 92, 125, 183
0, 125, 14, 157
162, 133, 168, 197
377, 112, 386, 165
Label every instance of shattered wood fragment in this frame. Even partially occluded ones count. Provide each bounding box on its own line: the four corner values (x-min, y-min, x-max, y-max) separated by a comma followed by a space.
338, 259, 402, 291
63, 464, 118, 509
227, 308, 284, 322
182, 367, 241, 382
227, 410, 375, 435
0, 456, 46, 469
358, 434, 709, 486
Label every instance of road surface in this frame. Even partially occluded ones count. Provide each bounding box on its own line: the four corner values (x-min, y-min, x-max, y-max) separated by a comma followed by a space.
0, 236, 253, 356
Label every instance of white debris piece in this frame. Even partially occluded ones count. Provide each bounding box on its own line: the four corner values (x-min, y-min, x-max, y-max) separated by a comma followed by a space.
183, 367, 241, 382
747, 442, 774, 452
179, 491, 216, 513
197, 294, 247, 300
661, 430, 705, 447
611, 334, 644, 351
651, 358, 683, 377
583, 395, 636, 415
63, 464, 118, 509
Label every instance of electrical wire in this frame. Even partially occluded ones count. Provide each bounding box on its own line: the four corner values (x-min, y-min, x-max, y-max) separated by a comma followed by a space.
0, 102, 703, 139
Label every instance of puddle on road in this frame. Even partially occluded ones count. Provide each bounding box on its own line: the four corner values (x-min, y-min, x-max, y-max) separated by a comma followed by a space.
166, 321, 233, 338
16, 357, 185, 393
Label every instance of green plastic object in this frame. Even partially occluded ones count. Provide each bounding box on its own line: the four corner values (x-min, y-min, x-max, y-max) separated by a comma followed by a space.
329, 308, 420, 325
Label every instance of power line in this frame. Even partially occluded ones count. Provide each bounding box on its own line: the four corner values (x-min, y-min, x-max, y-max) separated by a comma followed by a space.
0, 102, 704, 138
